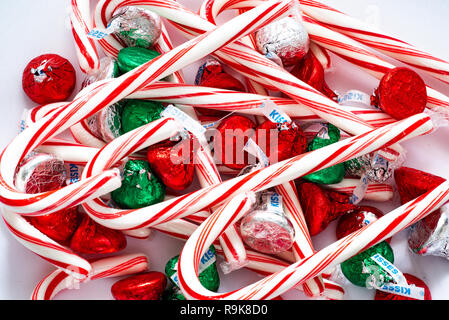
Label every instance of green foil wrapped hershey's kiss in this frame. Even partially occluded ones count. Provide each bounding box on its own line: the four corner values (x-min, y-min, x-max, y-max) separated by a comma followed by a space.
111, 160, 165, 209
120, 99, 165, 134
117, 47, 161, 74
303, 123, 345, 184
340, 241, 394, 288
165, 245, 220, 296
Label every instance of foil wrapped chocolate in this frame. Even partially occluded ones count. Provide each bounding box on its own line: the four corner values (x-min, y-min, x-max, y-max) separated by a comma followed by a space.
120, 99, 165, 134
117, 47, 161, 74
344, 152, 399, 183
255, 13, 310, 67
165, 245, 220, 296
15, 153, 66, 194
108, 6, 162, 49
239, 190, 295, 254
340, 241, 395, 288
82, 57, 119, 88
408, 204, 449, 259
111, 160, 165, 209
303, 123, 345, 184
82, 57, 124, 142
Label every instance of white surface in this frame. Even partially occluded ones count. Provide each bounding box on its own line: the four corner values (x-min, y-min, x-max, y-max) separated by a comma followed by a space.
0, 0, 449, 300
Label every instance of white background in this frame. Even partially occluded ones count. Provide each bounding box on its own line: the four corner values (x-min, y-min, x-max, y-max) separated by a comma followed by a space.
0, 0, 449, 300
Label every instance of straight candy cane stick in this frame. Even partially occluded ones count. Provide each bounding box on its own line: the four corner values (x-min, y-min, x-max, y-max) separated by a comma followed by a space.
300, 0, 449, 85
70, 0, 100, 74
326, 179, 393, 202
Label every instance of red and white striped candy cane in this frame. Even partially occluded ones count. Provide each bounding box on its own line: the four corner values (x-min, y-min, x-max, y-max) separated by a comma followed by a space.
326, 179, 394, 202
2, 210, 91, 279
81, 113, 433, 231
131, 82, 395, 127
300, 14, 449, 112
300, 0, 449, 85
309, 42, 333, 71
176, 178, 449, 299
70, 0, 100, 74
0, 0, 292, 215
31, 253, 149, 300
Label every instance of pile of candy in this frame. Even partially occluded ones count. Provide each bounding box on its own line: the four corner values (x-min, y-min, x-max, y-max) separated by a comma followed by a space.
3, 0, 449, 300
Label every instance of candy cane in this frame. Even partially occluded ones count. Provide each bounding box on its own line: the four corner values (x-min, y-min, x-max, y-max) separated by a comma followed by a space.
0, 0, 292, 215
70, 0, 100, 74
309, 42, 333, 71
300, 14, 449, 112
80, 113, 433, 231
326, 179, 393, 202
176, 177, 449, 299
31, 253, 149, 300
300, 0, 449, 85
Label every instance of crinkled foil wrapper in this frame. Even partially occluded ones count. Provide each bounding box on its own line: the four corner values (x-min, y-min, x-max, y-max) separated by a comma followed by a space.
345, 152, 401, 183
15, 153, 66, 193
255, 14, 310, 67
82, 57, 123, 142
109, 6, 162, 49
82, 57, 118, 88
239, 190, 295, 254
408, 205, 449, 259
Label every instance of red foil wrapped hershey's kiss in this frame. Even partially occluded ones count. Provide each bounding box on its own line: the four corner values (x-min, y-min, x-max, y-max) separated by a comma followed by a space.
28, 207, 80, 245
195, 59, 246, 116
394, 167, 445, 205
15, 153, 67, 194
336, 206, 388, 242
290, 51, 337, 101
22, 54, 76, 104
215, 115, 256, 170
374, 273, 431, 300
371, 67, 427, 120
297, 181, 356, 236
70, 215, 127, 254
254, 120, 307, 164
111, 272, 167, 300
146, 139, 195, 190
15, 154, 80, 244
394, 167, 449, 257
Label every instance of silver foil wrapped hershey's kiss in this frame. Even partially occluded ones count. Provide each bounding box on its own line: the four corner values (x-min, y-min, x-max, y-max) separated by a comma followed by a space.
108, 6, 162, 49
255, 13, 310, 67
408, 204, 449, 259
15, 153, 66, 194
239, 190, 295, 254
345, 152, 402, 184
82, 57, 119, 88
82, 57, 124, 142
